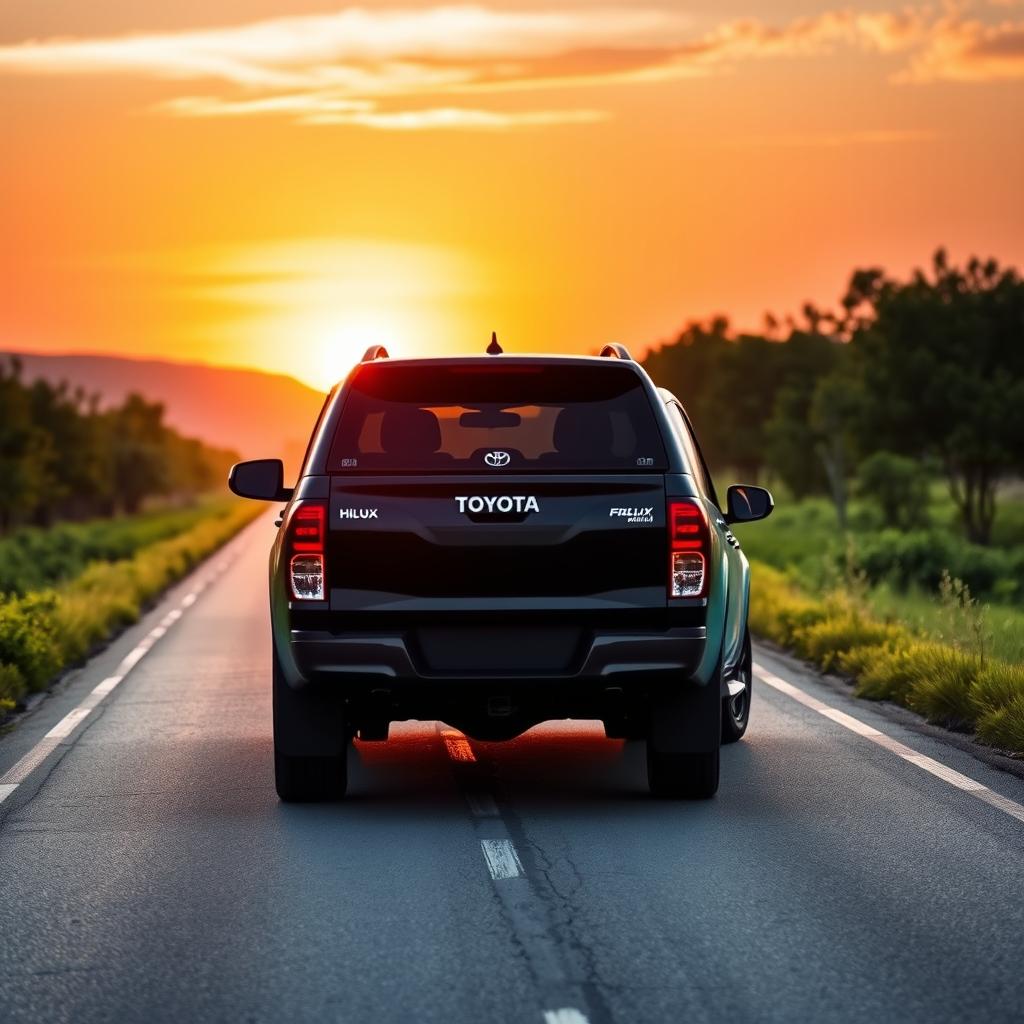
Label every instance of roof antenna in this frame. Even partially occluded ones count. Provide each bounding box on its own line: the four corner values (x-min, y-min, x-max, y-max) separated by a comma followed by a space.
486, 331, 503, 355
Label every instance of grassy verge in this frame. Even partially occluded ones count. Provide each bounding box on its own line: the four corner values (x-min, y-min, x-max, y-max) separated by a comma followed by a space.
749, 560, 1024, 755
0, 500, 240, 597
0, 498, 264, 714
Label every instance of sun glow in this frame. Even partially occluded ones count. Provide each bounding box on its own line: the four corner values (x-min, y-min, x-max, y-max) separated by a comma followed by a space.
311, 313, 411, 388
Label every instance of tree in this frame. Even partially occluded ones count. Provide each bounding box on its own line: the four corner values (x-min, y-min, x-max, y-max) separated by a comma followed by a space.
855, 452, 931, 530
845, 250, 1024, 544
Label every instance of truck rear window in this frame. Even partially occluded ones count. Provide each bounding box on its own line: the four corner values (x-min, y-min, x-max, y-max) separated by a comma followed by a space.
327, 363, 667, 472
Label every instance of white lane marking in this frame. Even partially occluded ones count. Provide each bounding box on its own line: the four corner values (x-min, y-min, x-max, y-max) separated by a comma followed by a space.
91, 675, 124, 699
0, 737, 60, 785
116, 645, 150, 675
755, 662, 1024, 826
466, 792, 500, 817
480, 838, 524, 880
45, 707, 93, 739
79, 674, 126, 711
0, 539, 247, 802
543, 1012, 590, 1024
442, 729, 476, 763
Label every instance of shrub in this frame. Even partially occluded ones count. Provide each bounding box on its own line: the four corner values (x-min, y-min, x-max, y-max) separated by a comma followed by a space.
747, 563, 829, 646
855, 451, 931, 530
970, 662, 1024, 718
0, 499, 261, 713
975, 697, 1024, 752
792, 611, 906, 671
853, 529, 1022, 599
0, 501, 225, 597
747, 557, 1024, 753
853, 643, 924, 703
0, 663, 24, 712
905, 646, 979, 729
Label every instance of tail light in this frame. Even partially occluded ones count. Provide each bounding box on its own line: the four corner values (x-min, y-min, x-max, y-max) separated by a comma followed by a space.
288, 501, 326, 600
668, 499, 710, 598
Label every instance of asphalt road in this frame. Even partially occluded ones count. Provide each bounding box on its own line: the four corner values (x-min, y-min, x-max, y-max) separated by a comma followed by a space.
2, 515, 1024, 1024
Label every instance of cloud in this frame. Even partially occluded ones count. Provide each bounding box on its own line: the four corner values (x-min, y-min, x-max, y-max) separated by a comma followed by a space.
898, 15, 1024, 80
160, 93, 607, 129
0, 4, 1020, 130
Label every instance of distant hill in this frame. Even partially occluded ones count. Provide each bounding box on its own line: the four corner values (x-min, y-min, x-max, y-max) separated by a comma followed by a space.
3, 352, 326, 473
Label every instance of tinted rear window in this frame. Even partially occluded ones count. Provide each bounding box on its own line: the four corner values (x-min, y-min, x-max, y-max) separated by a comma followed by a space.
327, 363, 667, 472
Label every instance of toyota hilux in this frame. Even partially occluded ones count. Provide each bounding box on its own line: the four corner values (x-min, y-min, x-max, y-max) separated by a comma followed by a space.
229, 343, 773, 801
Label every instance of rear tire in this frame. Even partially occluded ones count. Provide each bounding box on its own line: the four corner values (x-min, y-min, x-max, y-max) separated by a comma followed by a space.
647, 747, 720, 799
275, 751, 348, 803
721, 630, 753, 745
273, 648, 348, 802
646, 670, 722, 799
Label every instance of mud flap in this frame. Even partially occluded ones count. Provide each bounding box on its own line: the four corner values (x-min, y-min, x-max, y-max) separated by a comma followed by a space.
649, 677, 722, 754
272, 650, 348, 758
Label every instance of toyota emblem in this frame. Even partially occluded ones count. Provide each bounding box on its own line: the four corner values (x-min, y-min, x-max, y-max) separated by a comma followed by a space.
484, 450, 511, 468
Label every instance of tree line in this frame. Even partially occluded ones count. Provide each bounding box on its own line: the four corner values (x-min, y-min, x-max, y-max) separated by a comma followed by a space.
642, 250, 1024, 545
0, 358, 239, 532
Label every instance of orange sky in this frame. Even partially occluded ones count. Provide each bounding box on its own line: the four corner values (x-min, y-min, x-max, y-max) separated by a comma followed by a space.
2, 1, 1023, 390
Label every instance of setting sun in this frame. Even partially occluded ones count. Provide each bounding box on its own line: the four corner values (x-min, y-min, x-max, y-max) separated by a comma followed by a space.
311, 313, 410, 388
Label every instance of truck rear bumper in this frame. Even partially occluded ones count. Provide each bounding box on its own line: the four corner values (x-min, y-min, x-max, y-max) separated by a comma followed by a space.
285, 625, 710, 741
289, 625, 707, 685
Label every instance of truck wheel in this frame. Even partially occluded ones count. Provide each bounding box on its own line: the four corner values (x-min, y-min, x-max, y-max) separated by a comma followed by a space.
275, 751, 347, 803
721, 631, 753, 745
647, 748, 720, 798
273, 649, 348, 802
646, 674, 721, 799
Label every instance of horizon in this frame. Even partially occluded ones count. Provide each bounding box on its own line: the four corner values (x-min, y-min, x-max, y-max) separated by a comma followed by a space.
3, 1, 1023, 391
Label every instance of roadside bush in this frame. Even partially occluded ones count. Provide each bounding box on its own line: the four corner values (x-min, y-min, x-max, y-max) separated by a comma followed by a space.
0, 499, 262, 714
905, 646, 979, 729
0, 502, 222, 597
0, 663, 24, 713
855, 451, 931, 530
970, 662, 1024, 718
748, 557, 1024, 754
853, 643, 927, 703
975, 696, 1024, 752
0, 592, 63, 691
854, 530, 1022, 600
747, 563, 829, 646
792, 608, 905, 671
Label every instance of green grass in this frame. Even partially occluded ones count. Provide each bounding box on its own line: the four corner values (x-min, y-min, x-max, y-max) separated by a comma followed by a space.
748, 559, 1024, 754
0, 498, 263, 714
734, 484, 1024, 599
865, 584, 1024, 664
0, 500, 237, 597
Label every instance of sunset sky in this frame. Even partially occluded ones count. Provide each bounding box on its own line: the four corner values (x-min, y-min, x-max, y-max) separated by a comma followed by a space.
2, 1, 1022, 390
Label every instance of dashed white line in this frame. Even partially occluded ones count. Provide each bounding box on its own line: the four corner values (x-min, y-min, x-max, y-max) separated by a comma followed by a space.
480, 838, 524, 880
181, 592, 198, 608
91, 675, 124, 699
0, 783, 18, 804
755, 662, 1024, 826
117, 645, 150, 675
543, 1011, 590, 1024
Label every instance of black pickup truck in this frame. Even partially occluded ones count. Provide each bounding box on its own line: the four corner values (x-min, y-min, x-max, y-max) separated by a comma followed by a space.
229, 343, 773, 801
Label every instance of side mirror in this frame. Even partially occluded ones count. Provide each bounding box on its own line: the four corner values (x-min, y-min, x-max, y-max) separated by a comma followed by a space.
228, 459, 293, 502
726, 484, 774, 524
